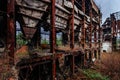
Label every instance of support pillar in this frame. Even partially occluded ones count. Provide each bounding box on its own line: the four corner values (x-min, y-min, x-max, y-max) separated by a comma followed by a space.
98, 12, 101, 60
111, 14, 117, 51
94, 26, 97, 58
51, 0, 56, 80
82, 0, 85, 49
7, 0, 15, 65
82, 0, 86, 67
89, 4, 92, 62
70, 0, 75, 74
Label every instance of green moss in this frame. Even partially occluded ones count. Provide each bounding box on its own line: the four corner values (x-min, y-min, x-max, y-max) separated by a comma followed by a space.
83, 69, 110, 80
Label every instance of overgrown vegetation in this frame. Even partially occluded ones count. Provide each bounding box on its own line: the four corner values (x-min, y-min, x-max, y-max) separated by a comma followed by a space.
56, 37, 62, 46
41, 39, 49, 44
83, 69, 110, 80
99, 53, 120, 80
41, 37, 62, 45
16, 32, 27, 48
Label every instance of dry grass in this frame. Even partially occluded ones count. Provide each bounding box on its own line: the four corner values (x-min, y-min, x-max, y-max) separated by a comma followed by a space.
99, 52, 120, 80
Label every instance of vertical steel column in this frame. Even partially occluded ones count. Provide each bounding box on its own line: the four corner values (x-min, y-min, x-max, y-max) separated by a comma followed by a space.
98, 28, 101, 59
82, 0, 85, 49
111, 14, 116, 51
89, 4, 92, 61
51, 0, 56, 80
98, 12, 101, 60
111, 14, 114, 51
7, 0, 15, 65
37, 27, 40, 48
70, 0, 75, 74
94, 26, 97, 58
89, 6, 92, 49
70, 0, 75, 49
82, 0, 86, 67
94, 27, 97, 47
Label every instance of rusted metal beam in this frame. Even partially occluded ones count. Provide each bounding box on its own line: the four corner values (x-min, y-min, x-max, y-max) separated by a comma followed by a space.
89, 4, 92, 61
89, 6, 92, 49
94, 27, 97, 47
51, 0, 56, 54
16, 53, 62, 69
70, 0, 75, 74
51, 0, 56, 80
98, 29, 101, 59
98, 12, 101, 60
70, 0, 75, 49
17, 60, 52, 70
7, 0, 15, 65
94, 26, 97, 58
81, 0, 86, 67
111, 14, 117, 37
111, 14, 117, 51
82, 0, 85, 49
36, 27, 41, 48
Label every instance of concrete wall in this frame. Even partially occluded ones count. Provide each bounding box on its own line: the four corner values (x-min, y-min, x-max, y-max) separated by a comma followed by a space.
102, 41, 112, 53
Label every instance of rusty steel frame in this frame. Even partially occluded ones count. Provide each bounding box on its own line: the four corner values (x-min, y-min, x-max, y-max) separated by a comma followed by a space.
111, 14, 117, 51
89, 6, 92, 48
2, 0, 101, 79
98, 14, 101, 60
70, 0, 75, 74
89, 4, 92, 61
16, 53, 62, 69
81, 0, 86, 67
70, 0, 75, 49
7, 0, 15, 65
94, 27, 97, 47
82, 0, 85, 49
51, 0, 56, 80
36, 27, 41, 48
94, 26, 97, 58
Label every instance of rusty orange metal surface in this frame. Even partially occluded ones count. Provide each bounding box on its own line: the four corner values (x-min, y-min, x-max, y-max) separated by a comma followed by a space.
7, 0, 15, 65
23, 27, 37, 39
51, 0, 56, 80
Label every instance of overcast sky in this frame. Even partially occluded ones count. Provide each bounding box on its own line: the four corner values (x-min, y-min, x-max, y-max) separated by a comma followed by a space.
94, 0, 120, 23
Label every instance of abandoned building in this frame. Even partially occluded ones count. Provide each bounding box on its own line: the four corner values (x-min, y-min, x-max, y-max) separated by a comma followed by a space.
0, 0, 102, 80
102, 11, 120, 52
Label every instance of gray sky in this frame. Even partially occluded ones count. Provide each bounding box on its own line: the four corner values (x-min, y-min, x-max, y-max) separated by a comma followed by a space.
94, 0, 120, 23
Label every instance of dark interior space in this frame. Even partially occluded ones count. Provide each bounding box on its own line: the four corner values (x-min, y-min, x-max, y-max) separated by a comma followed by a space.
18, 61, 52, 80
0, 0, 7, 42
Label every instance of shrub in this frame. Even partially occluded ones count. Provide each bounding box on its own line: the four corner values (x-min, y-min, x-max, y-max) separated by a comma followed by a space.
83, 69, 109, 80
100, 53, 120, 80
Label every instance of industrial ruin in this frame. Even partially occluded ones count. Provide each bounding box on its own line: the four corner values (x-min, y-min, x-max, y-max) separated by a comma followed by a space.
102, 11, 120, 52
0, 0, 103, 80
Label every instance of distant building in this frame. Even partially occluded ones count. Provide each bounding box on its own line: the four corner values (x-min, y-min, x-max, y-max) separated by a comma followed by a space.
102, 11, 120, 52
